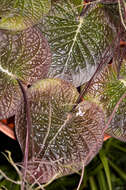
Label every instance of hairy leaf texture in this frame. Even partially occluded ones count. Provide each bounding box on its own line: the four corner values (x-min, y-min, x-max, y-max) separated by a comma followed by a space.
0, 0, 51, 31
0, 27, 51, 119
85, 62, 126, 141
39, 0, 118, 87
15, 78, 105, 183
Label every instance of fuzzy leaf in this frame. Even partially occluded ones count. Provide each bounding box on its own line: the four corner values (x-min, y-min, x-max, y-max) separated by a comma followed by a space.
15, 78, 105, 183
39, 0, 117, 87
0, 0, 51, 31
0, 27, 51, 119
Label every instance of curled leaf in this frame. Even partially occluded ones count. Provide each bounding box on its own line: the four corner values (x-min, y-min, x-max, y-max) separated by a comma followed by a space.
15, 78, 105, 183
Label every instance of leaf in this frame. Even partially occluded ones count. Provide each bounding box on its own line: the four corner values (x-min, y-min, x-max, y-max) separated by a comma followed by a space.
15, 78, 105, 183
0, 164, 20, 190
0, 27, 51, 119
39, 0, 118, 87
108, 159, 126, 181
99, 149, 112, 190
0, 0, 51, 31
89, 176, 98, 190
96, 169, 108, 190
103, 2, 120, 26
84, 61, 126, 141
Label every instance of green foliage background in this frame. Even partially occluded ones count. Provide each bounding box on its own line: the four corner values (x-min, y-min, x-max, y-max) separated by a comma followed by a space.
1, 137, 126, 189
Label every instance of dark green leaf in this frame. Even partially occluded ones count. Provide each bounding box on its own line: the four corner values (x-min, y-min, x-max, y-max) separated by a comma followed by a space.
108, 159, 126, 181
0, 164, 20, 190
89, 176, 98, 190
99, 149, 112, 190
97, 169, 108, 190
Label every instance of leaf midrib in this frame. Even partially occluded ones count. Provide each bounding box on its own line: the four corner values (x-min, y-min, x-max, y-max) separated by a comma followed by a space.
62, 17, 84, 74
42, 113, 73, 157
0, 65, 15, 78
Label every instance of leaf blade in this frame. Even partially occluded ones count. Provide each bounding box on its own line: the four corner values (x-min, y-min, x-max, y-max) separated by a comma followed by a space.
0, 27, 51, 119
15, 78, 105, 183
99, 149, 112, 190
40, 0, 118, 87
0, 0, 51, 31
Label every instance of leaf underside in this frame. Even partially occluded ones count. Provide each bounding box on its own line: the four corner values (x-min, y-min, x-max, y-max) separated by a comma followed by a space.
0, 27, 51, 119
40, 0, 118, 87
15, 78, 105, 183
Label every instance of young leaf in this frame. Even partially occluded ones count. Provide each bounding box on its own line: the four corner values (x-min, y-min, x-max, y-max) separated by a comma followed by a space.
0, 0, 51, 31
0, 27, 51, 119
15, 78, 105, 183
39, 0, 118, 87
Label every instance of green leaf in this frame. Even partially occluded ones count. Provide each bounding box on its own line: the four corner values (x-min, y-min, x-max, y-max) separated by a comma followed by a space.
15, 78, 105, 183
39, 0, 118, 87
108, 159, 126, 181
97, 169, 108, 190
99, 149, 112, 190
0, 164, 20, 190
89, 176, 98, 190
0, 27, 51, 119
0, 0, 51, 31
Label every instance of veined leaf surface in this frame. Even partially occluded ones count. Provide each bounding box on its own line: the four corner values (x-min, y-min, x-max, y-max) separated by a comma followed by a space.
15, 78, 105, 183
85, 62, 126, 141
0, 27, 51, 119
0, 0, 51, 31
40, 0, 117, 87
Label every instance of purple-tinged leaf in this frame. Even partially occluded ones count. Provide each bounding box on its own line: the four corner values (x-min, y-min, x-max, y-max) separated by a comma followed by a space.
0, 27, 51, 119
15, 78, 105, 183
84, 62, 126, 141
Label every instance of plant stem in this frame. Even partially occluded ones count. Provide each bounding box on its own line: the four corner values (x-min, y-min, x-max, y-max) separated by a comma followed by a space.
17, 79, 32, 190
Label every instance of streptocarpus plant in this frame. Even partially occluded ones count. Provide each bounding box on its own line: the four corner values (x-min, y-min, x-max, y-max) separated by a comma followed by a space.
0, 0, 126, 189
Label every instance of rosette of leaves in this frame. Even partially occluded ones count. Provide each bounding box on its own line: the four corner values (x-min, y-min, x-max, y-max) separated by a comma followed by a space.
15, 78, 105, 183
39, 0, 118, 87
0, 0, 51, 31
84, 61, 126, 141
0, 27, 51, 119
